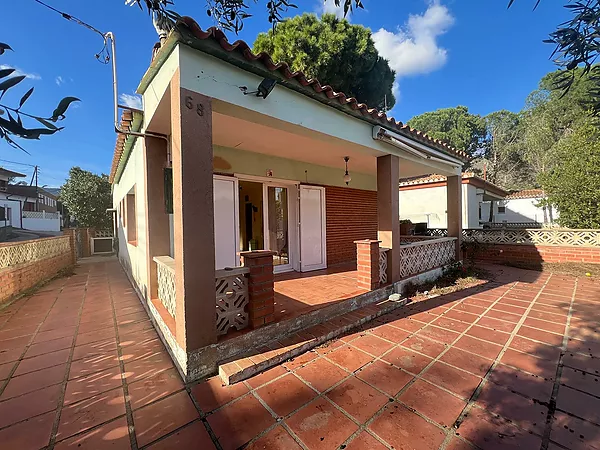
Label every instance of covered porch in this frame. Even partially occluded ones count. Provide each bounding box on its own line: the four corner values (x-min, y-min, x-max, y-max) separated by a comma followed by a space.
122, 21, 468, 381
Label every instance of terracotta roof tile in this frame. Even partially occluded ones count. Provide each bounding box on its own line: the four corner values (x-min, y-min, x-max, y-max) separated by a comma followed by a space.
109, 110, 133, 184
505, 189, 545, 200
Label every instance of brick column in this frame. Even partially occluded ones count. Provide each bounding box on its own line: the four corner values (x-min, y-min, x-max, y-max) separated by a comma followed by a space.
355, 239, 381, 290
241, 251, 276, 329
62, 229, 77, 265
170, 70, 217, 353
447, 175, 463, 261
377, 154, 400, 283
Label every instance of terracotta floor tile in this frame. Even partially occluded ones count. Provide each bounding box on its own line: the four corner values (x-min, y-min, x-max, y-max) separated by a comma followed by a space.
286, 397, 358, 450
344, 431, 388, 450
517, 326, 564, 346
76, 328, 117, 347
382, 346, 433, 374
524, 317, 566, 334
72, 338, 118, 361
295, 357, 349, 393
0, 409, 55, 450
25, 335, 74, 358
398, 379, 466, 426
563, 352, 600, 374
1, 362, 67, 399
454, 335, 503, 360
551, 410, 600, 450
357, 360, 413, 396
500, 348, 558, 378
0, 383, 62, 428
387, 318, 427, 333
457, 406, 542, 450
207, 393, 275, 450
349, 334, 395, 357
33, 326, 78, 344
446, 436, 477, 450
0, 347, 26, 365
133, 390, 199, 447
282, 350, 318, 371
440, 347, 493, 377
416, 325, 461, 345
369, 403, 446, 450
466, 325, 511, 346
476, 382, 547, 433
561, 366, 600, 397
484, 308, 522, 323
145, 420, 214, 450
245, 365, 288, 389
510, 336, 562, 361
326, 376, 388, 423
368, 324, 412, 343
247, 425, 302, 450
422, 361, 481, 399
257, 373, 317, 417
444, 309, 480, 325
432, 316, 471, 333
119, 338, 164, 363
15, 348, 70, 376
401, 335, 446, 359
69, 349, 120, 380
556, 385, 600, 424
326, 345, 373, 372
476, 316, 516, 333
123, 352, 174, 382
64, 366, 123, 406
58, 387, 126, 440
0, 360, 15, 380
488, 365, 553, 402
191, 375, 249, 413
54, 416, 131, 450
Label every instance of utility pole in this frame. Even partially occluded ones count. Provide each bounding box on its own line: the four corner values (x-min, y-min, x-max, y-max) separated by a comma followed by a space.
34, 165, 39, 212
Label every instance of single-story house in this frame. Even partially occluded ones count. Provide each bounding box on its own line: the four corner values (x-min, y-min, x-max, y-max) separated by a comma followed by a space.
109, 17, 469, 382
480, 189, 558, 226
399, 173, 508, 229
1, 168, 26, 227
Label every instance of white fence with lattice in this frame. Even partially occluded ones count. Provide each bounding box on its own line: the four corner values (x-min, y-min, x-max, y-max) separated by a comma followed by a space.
216, 267, 249, 336
399, 238, 457, 279
0, 236, 71, 269
94, 229, 114, 238
462, 228, 600, 247
22, 211, 60, 220
154, 256, 176, 317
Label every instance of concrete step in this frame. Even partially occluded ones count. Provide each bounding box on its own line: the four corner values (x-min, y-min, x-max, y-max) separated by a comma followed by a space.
218, 295, 409, 385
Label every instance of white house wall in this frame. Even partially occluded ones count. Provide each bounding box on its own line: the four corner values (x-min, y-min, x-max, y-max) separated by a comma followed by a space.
0, 198, 21, 227
480, 197, 559, 224
112, 139, 149, 299
399, 184, 475, 229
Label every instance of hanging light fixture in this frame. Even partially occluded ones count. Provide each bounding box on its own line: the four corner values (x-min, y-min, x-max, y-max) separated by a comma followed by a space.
343, 156, 352, 185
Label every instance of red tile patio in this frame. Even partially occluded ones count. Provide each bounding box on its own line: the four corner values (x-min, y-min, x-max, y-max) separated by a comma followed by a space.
1, 258, 600, 449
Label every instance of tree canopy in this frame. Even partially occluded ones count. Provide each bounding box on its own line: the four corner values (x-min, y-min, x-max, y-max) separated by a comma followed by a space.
60, 167, 112, 229
406, 106, 486, 158
253, 13, 395, 110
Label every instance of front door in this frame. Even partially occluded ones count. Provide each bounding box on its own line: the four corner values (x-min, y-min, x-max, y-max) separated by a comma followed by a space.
264, 184, 294, 273
299, 185, 327, 272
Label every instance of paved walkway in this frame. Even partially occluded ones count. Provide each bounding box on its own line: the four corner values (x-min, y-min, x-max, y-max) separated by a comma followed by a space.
0, 259, 599, 449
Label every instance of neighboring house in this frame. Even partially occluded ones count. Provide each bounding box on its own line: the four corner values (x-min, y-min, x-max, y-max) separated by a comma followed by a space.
0, 181, 61, 231
480, 189, 558, 225
109, 18, 469, 381
5, 185, 59, 213
399, 173, 508, 229
0, 168, 26, 228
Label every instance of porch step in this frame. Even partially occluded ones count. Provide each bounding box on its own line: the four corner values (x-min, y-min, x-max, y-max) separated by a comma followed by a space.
218, 294, 409, 385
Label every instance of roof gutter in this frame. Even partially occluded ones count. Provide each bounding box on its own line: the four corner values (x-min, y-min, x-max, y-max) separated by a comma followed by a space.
373, 126, 464, 170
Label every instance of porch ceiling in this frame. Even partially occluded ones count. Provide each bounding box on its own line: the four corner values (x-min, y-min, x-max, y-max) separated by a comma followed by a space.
212, 112, 454, 178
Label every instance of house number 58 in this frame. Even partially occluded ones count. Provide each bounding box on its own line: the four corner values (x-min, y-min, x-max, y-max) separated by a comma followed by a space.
185, 96, 204, 116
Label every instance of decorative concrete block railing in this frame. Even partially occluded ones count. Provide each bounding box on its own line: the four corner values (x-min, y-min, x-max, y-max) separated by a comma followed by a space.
154, 256, 176, 317
22, 211, 60, 220
480, 222, 543, 229
94, 229, 114, 238
462, 228, 600, 247
379, 247, 389, 285
0, 235, 70, 269
215, 267, 250, 336
398, 237, 457, 279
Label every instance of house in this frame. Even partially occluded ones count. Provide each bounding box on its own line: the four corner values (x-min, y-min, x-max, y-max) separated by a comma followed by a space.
109, 17, 468, 382
480, 188, 558, 226
399, 173, 508, 229
1, 168, 27, 227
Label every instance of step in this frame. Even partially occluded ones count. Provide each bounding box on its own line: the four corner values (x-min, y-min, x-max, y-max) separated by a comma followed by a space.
218, 294, 410, 385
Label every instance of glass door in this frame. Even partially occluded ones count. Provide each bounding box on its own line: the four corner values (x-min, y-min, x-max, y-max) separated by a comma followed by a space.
265, 185, 292, 272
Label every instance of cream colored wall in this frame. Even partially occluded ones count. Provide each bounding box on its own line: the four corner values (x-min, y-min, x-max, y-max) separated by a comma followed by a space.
142, 48, 180, 130
112, 139, 149, 299
214, 145, 377, 191
399, 184, 474, 228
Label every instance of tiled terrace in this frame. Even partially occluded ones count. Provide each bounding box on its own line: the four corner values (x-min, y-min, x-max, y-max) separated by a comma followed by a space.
0, 258, 599, 450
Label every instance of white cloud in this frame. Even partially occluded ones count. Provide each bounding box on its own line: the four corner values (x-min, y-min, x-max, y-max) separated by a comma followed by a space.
0, 64, 41, 80
119, 93, 143, 110
373, 0, 454, 101
320, 0, 347, 19
55, 76, 65, 86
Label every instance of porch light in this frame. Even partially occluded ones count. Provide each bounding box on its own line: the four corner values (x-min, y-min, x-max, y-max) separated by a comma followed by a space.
242, 78, 277, 99
343, 156, 352, 185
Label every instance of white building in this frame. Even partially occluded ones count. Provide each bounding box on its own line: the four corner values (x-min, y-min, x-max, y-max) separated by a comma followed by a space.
480, 189, 558, 225
399, 173, 508, 229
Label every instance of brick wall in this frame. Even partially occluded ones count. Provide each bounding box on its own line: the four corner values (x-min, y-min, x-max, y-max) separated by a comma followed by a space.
325, 186, 377, 266
0, 251, 73, 304
466, 243, 600, 266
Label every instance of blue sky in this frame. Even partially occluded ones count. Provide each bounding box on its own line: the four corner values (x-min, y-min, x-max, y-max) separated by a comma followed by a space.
0, 0, 569, 187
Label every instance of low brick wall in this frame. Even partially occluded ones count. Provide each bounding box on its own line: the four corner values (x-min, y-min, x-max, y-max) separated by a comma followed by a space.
0, 236, 74, 304
465, 243, 600, 266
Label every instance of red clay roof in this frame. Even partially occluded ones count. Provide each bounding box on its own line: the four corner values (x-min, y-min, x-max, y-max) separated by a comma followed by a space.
109, 110, 134, 184
505, 189, 545, 199
174, 17, 469, 161
398, 172, 508, 197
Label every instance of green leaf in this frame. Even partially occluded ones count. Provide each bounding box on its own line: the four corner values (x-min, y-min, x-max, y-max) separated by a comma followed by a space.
0, 43, 12, 56
0, 68, 15, 79
50, 96, 80, 121
0, 75, 26, 99
22, 127, 62, 140
35, 117, 59, 130
0, 116, 27, 136
19, 87, 34, 109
